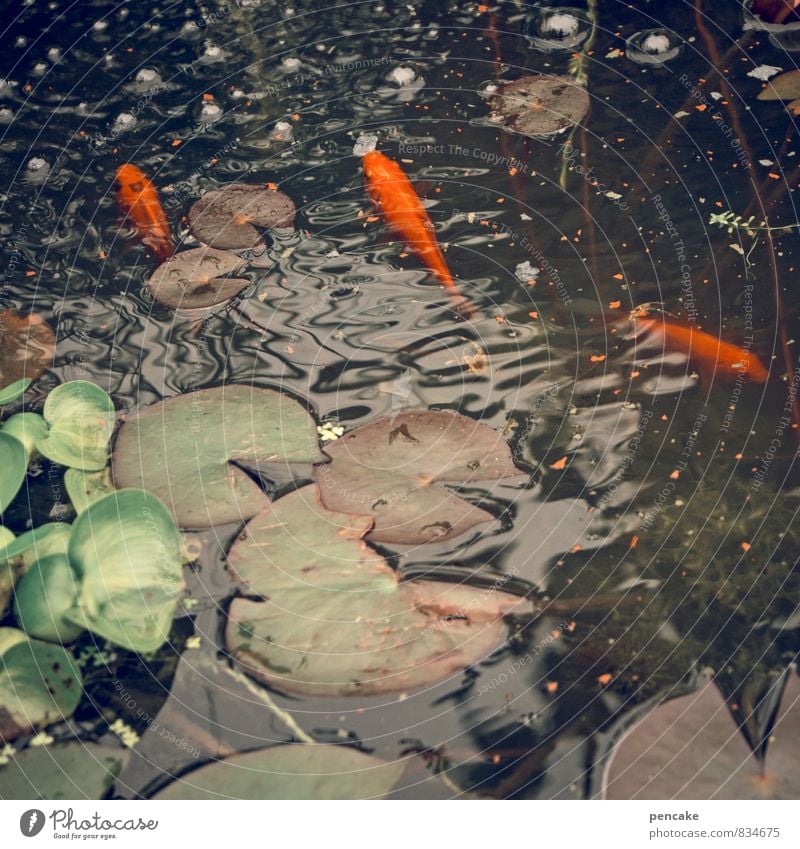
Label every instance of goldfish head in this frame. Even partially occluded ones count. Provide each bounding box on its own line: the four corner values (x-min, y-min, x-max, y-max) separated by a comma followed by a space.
115, 163, 146, 190
361, 150, 394, 183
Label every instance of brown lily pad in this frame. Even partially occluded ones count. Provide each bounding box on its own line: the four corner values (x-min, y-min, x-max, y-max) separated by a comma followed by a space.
757, 69, 800, 100
188, 183, 296, 250
0, 310, 55, 389
489, 73, 590, 138
313, 410, 524, 545
225, 485, 524, 697
146, 247, 249, 310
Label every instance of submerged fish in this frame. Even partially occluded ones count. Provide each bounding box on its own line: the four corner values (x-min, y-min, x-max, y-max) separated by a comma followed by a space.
362, 150, 472, 315
115, 163, 174, 263
635, 316, 769, 383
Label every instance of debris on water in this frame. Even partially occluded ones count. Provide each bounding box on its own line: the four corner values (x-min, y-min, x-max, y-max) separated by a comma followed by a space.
489, 74, 590, 138
526, 6, 591, 52
0, 107, 13, 123
112, 112, 136, 133
626, 28, 682, 64
199, 101, 222, 123
199, 43, 225, 63
32, 62, 48, 76
748, 64, 783, 80
92, 20, 108, 32
270, 120, 293, 141
353, 133, 378, 156
515, 261, 540, 283
46, 47, 61, 62
389, 66, 416, 86
282, 56, 302, 71
26, 157, 49, 177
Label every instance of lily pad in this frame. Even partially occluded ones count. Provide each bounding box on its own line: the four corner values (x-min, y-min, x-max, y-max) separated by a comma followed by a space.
0, 378, 31, 406
64, 467, 115, 514
0, 433, 27, 515
14, 554, 83, 643
2, 413, 48, 459
313, 410, 524, 544
226, 486, 523, 697
112, 385, 324, 528
0, 742, 128, 799
146, 247, 249, 310
489, 74, 590, 137
35, 381, 116, 471
65, 489, 185, 653
0, 522, 71, 568
600, 671, 800, 799
0, 627, 82, 743
188, 184, 296, 250
154, 744, 405, 800
0, 310, 55, 389
757, 69, 800, 100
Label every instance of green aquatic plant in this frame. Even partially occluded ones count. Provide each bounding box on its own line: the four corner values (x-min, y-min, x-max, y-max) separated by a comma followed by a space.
708, 209, 799, 236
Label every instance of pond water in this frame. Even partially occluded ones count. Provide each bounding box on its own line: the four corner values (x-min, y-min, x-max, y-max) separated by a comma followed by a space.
1, 0, 799, 799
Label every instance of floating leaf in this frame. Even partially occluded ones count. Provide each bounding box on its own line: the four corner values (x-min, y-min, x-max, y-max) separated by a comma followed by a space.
600, 672, 800, 799
489, 74, 590, 138
0, 310, 55, 389
35, 381, 116, 471
0, 627, 82, 743
0, 378, 31, 406
188, 184, 296, 250
313, 410, 524, 544
113, 385, 324, 528
226, 486, 523, 697
2, 413, 48, 459
757, 69, 800, 100
14, 554, 83, 643
153, 744, 406, 800
0, 530, 19, 618
146, 247, 249, 310
65, 490, 185, 653
0, 433, 27, 514
0, 742, 128, 799
0, 523, 71, 568
64, 467, 115, 514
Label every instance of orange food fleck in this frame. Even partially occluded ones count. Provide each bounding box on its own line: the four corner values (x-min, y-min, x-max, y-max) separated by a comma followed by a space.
546, 681, 559, 694
529, 311, 539, 319
590, 354, 606, 362
768, 173, 780, 180
25, 271, 35, 277
629, 535, 639, 549
695, 104, 707, 112
609, 300, 621, 309
597, 673, 613, 685
202, 93, 214, 101
170, 139, 182, 147
670, 469, 680, 480
741, 541, 751, 552
613, 273, 624, 280
550, 456, 568, 470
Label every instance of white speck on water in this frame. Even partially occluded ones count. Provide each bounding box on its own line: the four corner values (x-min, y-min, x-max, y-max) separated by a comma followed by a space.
0, 107, 14, 122
271, 119, 293, 140
541, 12, 580, 36
47, 47, 61, 62
641, 32, 671, 54
282, 56, 302, 71
759, 159, 774, 166
389, 66, 416, 86
710, 91, 723, 100
353, 132, 378, 155
92, 19, 108, 31
136, 68, 158, 83
747, 64, 782, 81
515, 260, 540, 283
32, 62, 48, 76
200, 102, 222, 121
15, 36, 27, 48
113, 112, 136, 132
27, 157, 48, 172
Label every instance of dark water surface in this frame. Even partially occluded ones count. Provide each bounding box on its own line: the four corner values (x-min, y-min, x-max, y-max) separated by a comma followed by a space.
2, 0, 800, 798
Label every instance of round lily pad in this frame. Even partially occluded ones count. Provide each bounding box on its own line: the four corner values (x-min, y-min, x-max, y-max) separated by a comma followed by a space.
0, 627, 82, 743
0, 310, 55, 389
65, 489, 185, 654
0, 378, 31, 406
35, 381, 116, 471
0, 742, 128, 799
0, 522, 71, 568
226, 485, 523, 697
489, 73, 590, 137
112, 385, 325, 528
153, 744, 406, 800
64, 467, 115, 514
146, 247, 249, 310
313, 410, 524, 544
188, 184, 296, 250
14, 554, 83, 643
0, 432, 27, 515
2, 412, 48, 459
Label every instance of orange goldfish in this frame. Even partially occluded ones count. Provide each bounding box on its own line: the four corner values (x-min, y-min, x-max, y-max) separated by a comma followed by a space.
635, 316, 769, 383
115, 163, 174, 263
362, 150, 472, 315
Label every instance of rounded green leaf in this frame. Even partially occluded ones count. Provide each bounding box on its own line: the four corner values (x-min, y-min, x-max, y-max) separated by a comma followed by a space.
35, 380, 116, 471
14, 554, 84, 643
64, 467, 115, 514
226, 486, 523, 697
112, 385, 325, 528
65, 489, 185, 653
0, 432, 27, 514
2, 413, 48, 459
0, 627, 82, 742
153, 744, 405, 800
0, 742, 128, 799
0, 522, 71, 568
0, 378, 31, 406
314, 410, 524, 544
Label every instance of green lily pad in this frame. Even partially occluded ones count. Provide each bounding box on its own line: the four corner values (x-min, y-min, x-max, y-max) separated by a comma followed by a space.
0, 310, 55, 389
153, 744, 406, 800
0, 433, 27, 515
64, 467, 115, 514
226, 486, 523, 697
0, 742, 128, 799
35, 381, 116, 471
2, 413, 48, 459
0, 523, 71, 568
0, 627, 82, 743
0, 530, 19, 619
14, 554, 84, 643
188, 184, 296, 250
600, 671, 800, 799
313, 410, 524, 544
0, 378, 31, 406
112, 385, 325, 528
65, 490, 185, 653
146, 247, 249, 310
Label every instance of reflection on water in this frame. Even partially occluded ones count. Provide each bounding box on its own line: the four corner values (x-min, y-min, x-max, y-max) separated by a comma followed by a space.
1, 0, 799, 798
